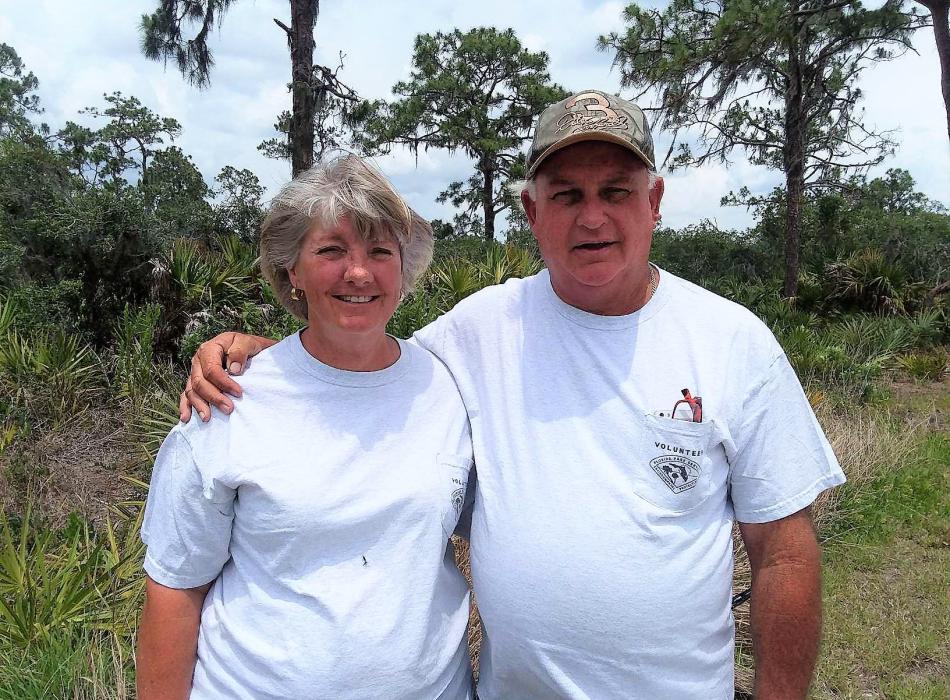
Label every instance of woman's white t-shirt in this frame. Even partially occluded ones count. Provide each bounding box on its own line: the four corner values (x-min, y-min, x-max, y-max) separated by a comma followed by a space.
142, 334, 474, 700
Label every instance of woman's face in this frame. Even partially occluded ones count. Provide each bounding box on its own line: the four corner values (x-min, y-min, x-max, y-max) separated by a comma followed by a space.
289, 215, 403, 340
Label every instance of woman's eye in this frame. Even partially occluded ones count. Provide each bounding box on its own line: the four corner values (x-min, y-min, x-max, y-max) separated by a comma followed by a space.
316, 246, 344, 256
371, 248, 395, 257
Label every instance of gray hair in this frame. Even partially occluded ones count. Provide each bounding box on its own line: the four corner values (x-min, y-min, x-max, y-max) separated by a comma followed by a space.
261, 154, 434, 321
510, 169, 659, 203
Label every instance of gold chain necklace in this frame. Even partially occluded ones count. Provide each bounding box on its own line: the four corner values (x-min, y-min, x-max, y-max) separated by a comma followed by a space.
648, 264, 658, 300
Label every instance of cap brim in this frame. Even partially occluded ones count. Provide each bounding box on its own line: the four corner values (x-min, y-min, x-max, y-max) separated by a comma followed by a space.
526, 131, 654, 179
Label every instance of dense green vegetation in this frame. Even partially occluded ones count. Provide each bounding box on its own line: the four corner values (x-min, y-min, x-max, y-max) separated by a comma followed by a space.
1, 29, 948, 698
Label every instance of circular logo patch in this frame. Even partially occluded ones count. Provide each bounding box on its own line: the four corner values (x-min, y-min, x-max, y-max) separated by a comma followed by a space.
649, 455, 701, 493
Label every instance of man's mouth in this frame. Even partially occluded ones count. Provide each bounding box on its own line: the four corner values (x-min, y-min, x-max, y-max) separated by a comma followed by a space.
574, 241, 615, 251
333, 295, 377, 304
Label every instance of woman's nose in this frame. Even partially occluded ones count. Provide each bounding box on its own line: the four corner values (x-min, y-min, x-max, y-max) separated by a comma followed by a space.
343, 256, 373, 285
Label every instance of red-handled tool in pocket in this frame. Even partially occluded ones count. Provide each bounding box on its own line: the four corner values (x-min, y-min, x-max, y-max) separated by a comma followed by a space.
672, 388, 703, 423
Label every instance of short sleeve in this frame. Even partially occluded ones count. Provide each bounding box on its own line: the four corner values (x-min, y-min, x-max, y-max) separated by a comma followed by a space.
141, 428, 236, 588
728, 352, 846, 523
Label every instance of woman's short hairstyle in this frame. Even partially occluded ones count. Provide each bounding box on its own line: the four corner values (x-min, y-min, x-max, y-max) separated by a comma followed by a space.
260, 154, 434, 320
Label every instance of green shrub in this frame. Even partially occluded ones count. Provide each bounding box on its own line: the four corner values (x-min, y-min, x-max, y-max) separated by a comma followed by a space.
0, 502, 142, 699
0, 330, 102, 426
387, 292, 443, 339
430, 259, 482, 310
3, 281, 85, 339
651, 222, 773, 283
0, 504, 144, 648
825, 248, 913, 315
898, 352, 948, 383
176, 300, 301, 365
475, 244, 543, 286
112, 304, 162, 408
828, 315, 915, 367
907, 309, 949, 347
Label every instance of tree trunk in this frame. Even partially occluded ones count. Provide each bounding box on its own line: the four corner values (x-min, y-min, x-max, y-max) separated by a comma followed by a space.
289, 0, 318, 176
783, 7, 805, 299
919, 1, 950, 142
482, 164, 495, 242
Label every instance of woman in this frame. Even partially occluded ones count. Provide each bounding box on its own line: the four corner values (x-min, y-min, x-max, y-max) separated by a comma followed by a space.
137, 155, 475, 699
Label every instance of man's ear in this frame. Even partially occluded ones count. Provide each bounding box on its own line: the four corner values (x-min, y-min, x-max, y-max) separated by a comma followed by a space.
650, 176, 665, 224
521, 188, 538, 228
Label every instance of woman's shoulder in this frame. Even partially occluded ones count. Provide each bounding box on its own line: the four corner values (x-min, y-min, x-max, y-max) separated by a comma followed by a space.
175, 333, 306, 445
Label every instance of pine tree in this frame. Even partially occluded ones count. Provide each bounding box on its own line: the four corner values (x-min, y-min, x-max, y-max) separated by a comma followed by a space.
601, 0, 927, 297
354, 28, 566, 241
140, 0, 356, 175
917, 1, 950, 141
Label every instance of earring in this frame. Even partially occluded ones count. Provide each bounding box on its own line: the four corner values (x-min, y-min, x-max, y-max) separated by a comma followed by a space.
290, 287, 302, 301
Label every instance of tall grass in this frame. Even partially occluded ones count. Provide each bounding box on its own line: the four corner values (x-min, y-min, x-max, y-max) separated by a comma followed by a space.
113, 304, 162, 409
0, 500, 144, 698
732, 404, 931, 694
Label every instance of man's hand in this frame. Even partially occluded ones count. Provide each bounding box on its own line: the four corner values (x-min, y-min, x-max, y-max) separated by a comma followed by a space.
739, 506, 822, 700
180, 332, 277, 422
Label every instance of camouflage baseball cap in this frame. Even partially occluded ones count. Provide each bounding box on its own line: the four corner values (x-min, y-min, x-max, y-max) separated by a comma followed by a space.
526, 89, 655, 178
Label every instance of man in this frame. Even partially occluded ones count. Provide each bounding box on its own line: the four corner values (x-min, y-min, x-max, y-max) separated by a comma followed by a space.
182, 90, 844, 699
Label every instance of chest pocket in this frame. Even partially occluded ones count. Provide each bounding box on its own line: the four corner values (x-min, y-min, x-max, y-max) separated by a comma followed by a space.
633, 414, 718, 513
438, 453, 473, 539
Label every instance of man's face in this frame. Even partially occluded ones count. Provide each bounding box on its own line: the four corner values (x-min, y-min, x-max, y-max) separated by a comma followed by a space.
522, 141, 664, 315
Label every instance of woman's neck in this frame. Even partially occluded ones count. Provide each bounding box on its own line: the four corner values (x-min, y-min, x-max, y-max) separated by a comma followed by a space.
299, 326, 400, 371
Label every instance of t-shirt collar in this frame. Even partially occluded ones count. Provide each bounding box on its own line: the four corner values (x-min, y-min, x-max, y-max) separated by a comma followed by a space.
538, 264, 671, 330
287, 330, 411, 387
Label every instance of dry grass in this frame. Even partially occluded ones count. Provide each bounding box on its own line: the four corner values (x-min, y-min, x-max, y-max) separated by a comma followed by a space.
735, 404, 930, 693
0, 409, 137, 528
815, 406, 924, 540
452, 536, 482, 680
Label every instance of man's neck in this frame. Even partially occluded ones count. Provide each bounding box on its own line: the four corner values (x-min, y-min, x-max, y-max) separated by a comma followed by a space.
548, 266, 658, 316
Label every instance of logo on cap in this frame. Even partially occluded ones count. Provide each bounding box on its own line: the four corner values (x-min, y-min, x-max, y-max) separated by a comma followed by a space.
556, 92, 629, 135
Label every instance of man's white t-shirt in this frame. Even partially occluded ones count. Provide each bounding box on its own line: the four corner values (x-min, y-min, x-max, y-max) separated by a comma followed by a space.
414, 268, 845, 699
142, 333, 475, 699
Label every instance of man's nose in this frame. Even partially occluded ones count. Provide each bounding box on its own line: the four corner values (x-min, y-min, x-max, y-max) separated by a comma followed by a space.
576, 198, 607, 229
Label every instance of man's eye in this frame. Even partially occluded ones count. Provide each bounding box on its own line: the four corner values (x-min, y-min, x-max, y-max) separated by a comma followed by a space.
552, 190, 580, 203
603, 188, 630, 201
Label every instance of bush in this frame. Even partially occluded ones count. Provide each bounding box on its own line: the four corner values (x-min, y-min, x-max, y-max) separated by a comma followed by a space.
897, 351, 948, 383
0, 330, 102, 428
652, 221, 773, 283
0, 503, 143, 698
112, 304, 162, 408
825, 248, 915, 314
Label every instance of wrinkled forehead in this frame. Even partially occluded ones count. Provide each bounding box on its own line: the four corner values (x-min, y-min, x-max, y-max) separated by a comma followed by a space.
534, 141, 648, 184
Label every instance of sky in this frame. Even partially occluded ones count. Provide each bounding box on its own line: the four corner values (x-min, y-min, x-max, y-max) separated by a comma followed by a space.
1, 0, 947, 233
